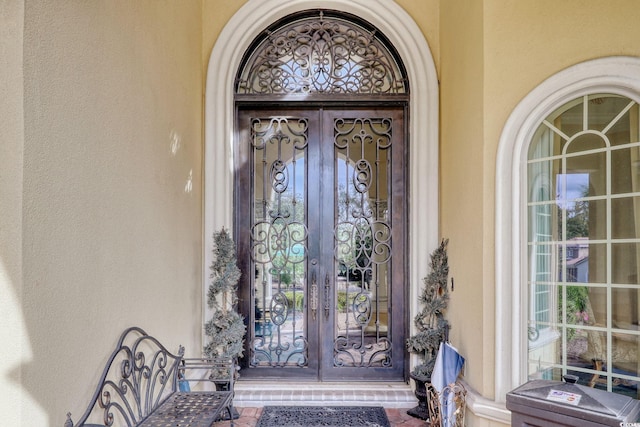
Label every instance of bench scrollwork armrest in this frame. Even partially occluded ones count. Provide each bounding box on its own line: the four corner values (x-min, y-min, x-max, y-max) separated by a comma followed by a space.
64, 327, 184, 427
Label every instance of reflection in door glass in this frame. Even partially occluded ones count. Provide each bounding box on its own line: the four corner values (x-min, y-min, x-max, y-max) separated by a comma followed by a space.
249, 117, 309, 367
333, 118, 393, 367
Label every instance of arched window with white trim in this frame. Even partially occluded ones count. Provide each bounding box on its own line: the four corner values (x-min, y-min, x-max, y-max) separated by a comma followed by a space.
495, 57, 640, 402
527, 94, 640, 396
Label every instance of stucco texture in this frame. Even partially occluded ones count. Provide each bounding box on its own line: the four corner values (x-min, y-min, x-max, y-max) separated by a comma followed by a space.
7, 1, 204, 424
440, 0, 490, 399
1, 0, 26, 425
5, 1, 640, 426
439, 0, 640, 409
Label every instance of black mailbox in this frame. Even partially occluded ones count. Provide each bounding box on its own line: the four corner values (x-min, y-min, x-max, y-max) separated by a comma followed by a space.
507, 379, 640, 426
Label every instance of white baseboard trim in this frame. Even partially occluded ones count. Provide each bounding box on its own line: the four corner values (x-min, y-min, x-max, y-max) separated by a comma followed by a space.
462, 380, 512, 425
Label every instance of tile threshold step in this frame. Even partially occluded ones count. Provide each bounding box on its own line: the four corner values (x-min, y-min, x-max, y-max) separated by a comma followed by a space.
234, 381, 418, 409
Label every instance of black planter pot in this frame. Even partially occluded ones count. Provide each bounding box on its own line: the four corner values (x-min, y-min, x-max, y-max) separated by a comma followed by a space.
407, 373, 431, 422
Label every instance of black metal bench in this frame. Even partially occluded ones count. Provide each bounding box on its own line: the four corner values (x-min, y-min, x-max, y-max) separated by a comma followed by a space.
64, 326, 235, 427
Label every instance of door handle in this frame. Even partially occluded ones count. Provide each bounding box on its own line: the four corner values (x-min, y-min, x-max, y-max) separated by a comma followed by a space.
310, 271, 318, 320
324, 274, 331, 320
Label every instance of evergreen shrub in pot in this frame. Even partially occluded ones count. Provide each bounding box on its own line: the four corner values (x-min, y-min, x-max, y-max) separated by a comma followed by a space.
204, 228, 246, 385
406, 238, 450, 420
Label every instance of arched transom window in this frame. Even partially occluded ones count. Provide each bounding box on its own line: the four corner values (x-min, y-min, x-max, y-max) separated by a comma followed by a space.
235, 10, 408, 95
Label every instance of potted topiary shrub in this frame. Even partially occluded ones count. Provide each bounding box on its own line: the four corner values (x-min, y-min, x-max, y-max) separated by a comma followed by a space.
406, 238, 450, 420
204, 228, 246, 386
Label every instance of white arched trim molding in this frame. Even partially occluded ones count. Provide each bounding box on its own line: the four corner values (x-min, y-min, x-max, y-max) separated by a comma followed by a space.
204, 0, 439, 353
495, 56, 640, 403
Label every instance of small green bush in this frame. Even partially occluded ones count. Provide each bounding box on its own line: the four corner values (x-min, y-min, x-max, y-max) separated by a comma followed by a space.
283, 291, 304, 311
336, 291, 362, 311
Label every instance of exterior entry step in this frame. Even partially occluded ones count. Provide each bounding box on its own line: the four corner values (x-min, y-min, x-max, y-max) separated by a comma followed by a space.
233, 381, 418, 408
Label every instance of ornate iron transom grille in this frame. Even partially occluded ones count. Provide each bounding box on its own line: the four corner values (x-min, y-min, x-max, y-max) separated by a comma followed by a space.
236, 11, 407, 95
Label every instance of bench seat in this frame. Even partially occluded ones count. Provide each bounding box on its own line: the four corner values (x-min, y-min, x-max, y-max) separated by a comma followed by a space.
64, 327, 235, 427
138, 392, 233, 427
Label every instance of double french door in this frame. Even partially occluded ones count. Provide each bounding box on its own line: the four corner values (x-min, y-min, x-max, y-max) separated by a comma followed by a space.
235, 107, 407, 381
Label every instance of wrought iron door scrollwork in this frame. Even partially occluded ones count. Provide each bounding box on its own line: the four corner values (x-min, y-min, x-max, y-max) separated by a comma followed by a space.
352, 292, 372, 325
332, 115, 393, 368
236, 10, 408, 380
334, 334, 392, 368
249, 116, 309, 368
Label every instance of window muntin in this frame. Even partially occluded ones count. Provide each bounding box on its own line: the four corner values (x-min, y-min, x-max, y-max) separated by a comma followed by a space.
527, 94, 640, 396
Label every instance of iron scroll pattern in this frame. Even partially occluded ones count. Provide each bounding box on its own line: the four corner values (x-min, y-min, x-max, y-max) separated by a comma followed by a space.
65, 327, 183, 427
250, 117, 310, 368
333, 117, 393, 368
236, 12, 407, 95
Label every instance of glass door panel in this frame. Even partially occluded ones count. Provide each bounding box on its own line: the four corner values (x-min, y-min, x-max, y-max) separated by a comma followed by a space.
236, 108, 406, 381
321, 109, 406, 381
250, 117, 309, 368
332, 118, 392, 368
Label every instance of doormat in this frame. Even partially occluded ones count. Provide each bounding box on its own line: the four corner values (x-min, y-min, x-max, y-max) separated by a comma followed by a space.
256, 406, 391, 427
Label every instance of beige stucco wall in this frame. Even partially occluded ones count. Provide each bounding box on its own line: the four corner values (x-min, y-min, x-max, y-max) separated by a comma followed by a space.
395, 0, 440, 72
1, 1, 26, 425
202, 0, 244, 77
440, 0, 490, 399
439, 1, 640, 425
5, 0, 640, 426
3, 1, 204, 425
